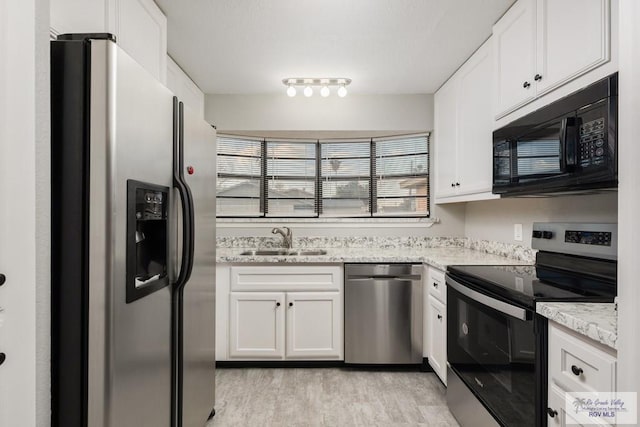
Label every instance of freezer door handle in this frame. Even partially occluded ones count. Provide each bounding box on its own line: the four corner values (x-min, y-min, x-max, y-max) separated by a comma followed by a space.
173, 98, 195, 289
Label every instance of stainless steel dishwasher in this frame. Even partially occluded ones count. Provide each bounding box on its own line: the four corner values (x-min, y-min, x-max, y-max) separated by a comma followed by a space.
345, 264, 423, 364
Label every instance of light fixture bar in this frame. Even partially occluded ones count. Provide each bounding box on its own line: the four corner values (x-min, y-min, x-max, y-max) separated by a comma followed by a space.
282, 78, 352, 86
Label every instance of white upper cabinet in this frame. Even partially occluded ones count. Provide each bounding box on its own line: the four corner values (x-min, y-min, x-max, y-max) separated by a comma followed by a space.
166, 56, 205, 119
433, 77, 458, 199
493, 0, 537, 117
493, 0, 611, 119
50, 0, 167, 84
535, 0, 610, 95
456, 41, 495, 197
113, 0, 167, 84
434, 38, 497, 203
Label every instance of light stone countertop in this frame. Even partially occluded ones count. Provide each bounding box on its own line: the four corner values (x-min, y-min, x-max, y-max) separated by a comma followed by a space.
537, 302, 617, 350
216, 246, 531, 270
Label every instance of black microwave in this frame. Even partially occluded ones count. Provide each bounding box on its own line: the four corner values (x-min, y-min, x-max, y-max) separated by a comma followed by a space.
493, 73, 618, 197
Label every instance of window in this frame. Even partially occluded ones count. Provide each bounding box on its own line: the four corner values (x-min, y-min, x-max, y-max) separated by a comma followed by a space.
373, 135, 429, 216
216, 133, 430, 218
265, 139, 317, 217
320, 140, 370, 217
216, 135, 263, 216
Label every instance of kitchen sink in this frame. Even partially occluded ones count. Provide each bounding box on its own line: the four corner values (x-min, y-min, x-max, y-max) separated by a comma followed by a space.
239, 249, 327, 256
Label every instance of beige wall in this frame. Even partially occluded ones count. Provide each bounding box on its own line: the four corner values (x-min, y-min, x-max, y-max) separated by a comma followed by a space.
464, 192, 618, 246
205, 93, 434, 132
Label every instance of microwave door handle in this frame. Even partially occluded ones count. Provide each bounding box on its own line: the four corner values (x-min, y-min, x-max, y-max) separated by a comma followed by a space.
446, 276, 528, 321
560, 117, 578, 172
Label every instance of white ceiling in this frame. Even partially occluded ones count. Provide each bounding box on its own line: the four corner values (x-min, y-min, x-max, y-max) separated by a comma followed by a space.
155, 0, 514, 95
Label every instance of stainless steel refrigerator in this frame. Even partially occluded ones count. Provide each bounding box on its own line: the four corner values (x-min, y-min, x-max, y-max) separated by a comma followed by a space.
51, 34, 216, 427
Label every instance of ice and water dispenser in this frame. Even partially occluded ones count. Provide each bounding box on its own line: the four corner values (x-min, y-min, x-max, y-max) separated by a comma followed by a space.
126, 180, 170, 303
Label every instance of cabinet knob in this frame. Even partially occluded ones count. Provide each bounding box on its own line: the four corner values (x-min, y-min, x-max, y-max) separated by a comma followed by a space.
534, 74, 543, 81
0, 274, 5, 287
276, 302, 281, 307
571, 365, 584, 376
0, 353, 5, 366
455, 182, 460, 186
523, 81, 531, 89
433, 282, 439, 288
289, 302, 293, 307
547, 408, 558, 418
437, 314, 443, 320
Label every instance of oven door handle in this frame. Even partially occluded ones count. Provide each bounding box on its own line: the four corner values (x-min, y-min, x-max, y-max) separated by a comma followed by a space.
446, 276, 528, 321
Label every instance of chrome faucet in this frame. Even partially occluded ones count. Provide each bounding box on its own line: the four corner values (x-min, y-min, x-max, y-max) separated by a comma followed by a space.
272, 226, 293, 249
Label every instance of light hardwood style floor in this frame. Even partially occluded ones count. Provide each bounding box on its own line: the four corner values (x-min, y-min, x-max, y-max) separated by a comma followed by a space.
207, 368, 460, 426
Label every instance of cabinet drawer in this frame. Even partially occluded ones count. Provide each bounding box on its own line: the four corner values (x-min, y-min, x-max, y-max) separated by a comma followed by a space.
427, 267, 446, 303
549, 323, 616, 394
547, 384, 610, 427
230, 265, 342, 292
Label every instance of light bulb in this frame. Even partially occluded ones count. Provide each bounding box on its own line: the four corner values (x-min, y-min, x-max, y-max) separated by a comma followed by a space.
337, 85, 348, 98
286, 85, 297, 97
320, 85, 330, 97
304, 86, 313, 97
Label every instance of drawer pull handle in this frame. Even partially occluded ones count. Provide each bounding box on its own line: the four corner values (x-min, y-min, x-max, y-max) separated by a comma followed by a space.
547, 408, 558, 418
433, 282, 439, 288
437, 314, 443, 320
571, 365, 584, 376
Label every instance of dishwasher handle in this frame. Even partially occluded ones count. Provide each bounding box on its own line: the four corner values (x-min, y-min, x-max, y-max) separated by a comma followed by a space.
347, 275, 422, 282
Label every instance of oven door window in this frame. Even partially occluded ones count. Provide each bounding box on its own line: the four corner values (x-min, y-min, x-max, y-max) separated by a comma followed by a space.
447, 286, 536, 426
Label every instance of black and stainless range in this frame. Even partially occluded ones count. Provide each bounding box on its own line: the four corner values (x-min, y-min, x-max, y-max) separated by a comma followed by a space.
445, 223, 617, 427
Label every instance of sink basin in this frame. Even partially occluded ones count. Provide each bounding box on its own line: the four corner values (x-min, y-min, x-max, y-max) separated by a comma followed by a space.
297, 250, 328, 256
238, 249, 327, 256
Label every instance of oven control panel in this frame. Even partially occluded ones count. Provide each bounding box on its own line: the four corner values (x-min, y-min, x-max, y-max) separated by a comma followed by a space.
565, 230, 612, 246
578, 117, 606, 167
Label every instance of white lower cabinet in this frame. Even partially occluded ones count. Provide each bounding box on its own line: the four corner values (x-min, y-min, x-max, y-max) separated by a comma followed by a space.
285, 292, 342, 359
229, 292, 285, 358
547, 322, 617, 426
426, 294, 447, 383
218, 264, 344, 361
424, 265, 447, 385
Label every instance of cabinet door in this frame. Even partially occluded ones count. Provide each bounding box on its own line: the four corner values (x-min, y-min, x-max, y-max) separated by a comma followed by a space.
493, 0, 537, 118
456, 39, 494, 196
229, 292, 285, 358
427, 295, 447, 384
535, 0, 610, 96
109, 0, 168, 83
285, 292, 343, 359
434, 78, 459, 199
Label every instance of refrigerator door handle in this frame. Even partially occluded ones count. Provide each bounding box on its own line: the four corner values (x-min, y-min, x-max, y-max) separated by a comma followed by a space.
173, 98, 195, 289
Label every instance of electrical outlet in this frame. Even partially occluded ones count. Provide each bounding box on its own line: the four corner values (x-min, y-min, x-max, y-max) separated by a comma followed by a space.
514, 224, 523, 241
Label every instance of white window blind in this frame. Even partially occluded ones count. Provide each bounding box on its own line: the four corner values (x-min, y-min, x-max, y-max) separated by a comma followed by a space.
216, 135, 263, 216
216, 133, 430, 218
265, 139, 317, 217
373, 134, 429, 216
320, 140, 370, 217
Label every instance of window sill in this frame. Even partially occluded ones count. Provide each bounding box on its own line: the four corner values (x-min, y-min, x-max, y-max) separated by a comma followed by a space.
216, 217, 440, 228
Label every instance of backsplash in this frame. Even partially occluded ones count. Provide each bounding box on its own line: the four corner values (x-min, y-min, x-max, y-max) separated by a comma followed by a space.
216, 236, 536, 263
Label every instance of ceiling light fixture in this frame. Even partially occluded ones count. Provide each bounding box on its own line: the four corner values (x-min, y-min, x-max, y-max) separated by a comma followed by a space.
337, 84, 348, 98
304, 85, 313, 97
282, 78, 352, 98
